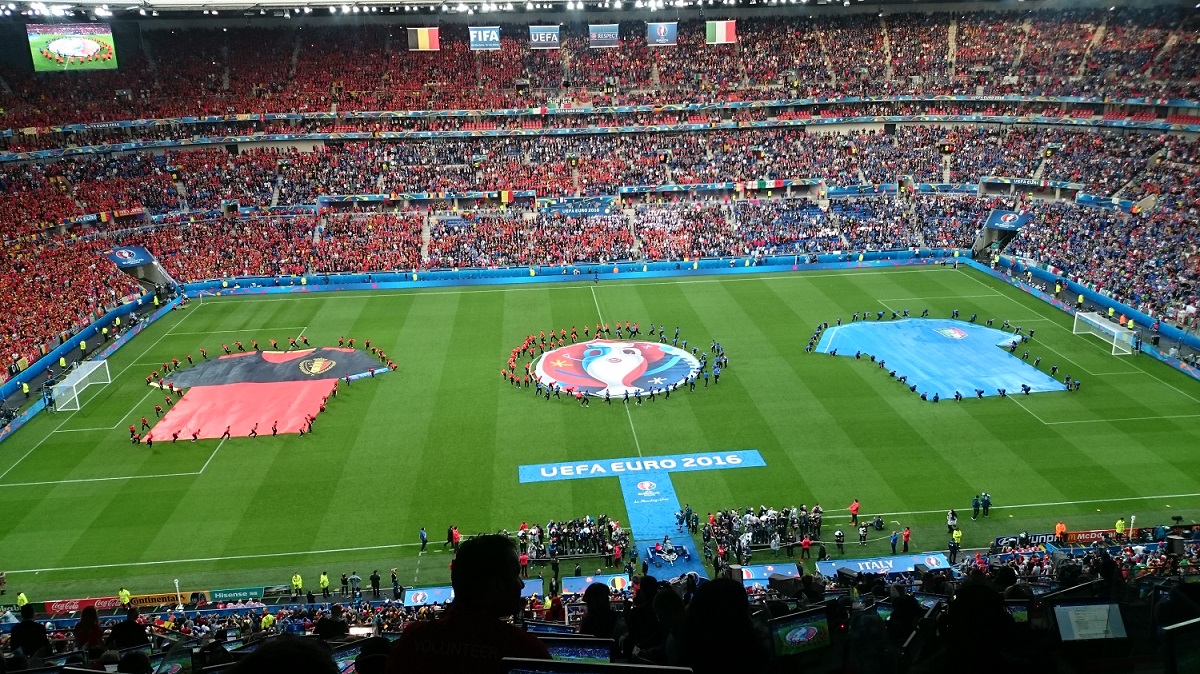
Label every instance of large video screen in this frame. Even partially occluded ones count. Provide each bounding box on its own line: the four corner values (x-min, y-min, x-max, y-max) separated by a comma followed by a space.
27, 23, 118, 72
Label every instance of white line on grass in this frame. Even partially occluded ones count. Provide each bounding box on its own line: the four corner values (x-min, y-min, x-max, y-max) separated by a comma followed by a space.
875, 293, 1002, 303
1043, 413, 1200, 426
54, 388, 160, 433
13, 490, 1200, 575
1007, 396, 1050, 425
1, 438, 227, 489
590, 285, 643, 457
0, 471, 202, 488
169, 326, 307, 336
0, 416, 73, 482
198, 438, 226, 473
221, 267, 948, 303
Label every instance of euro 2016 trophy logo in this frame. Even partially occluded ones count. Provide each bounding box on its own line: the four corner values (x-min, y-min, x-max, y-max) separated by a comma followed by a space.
535, 340, 700, 396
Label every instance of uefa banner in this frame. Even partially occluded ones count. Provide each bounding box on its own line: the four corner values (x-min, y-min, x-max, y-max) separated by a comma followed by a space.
537, 196, 618, 217
103, 246, 155, 269
646, 22, 677, 47
469, 26, 501, 51
529, 25, 560, 50
589, 24, 620, 49
984, 209, 1032, 231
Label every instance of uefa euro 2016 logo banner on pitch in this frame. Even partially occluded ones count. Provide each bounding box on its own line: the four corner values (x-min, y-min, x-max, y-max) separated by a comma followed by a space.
535, 340, 700, 396
646, 22, 678, 47
469, 26, 501, 51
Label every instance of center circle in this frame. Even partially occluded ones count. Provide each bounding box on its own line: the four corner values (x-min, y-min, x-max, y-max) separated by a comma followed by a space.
46, 37, 102, 59
534, 339, 700, 397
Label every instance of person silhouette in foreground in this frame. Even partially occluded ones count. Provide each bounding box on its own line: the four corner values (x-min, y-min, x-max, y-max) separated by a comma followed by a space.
232, 634, 338, 674
385, 534, 551, 673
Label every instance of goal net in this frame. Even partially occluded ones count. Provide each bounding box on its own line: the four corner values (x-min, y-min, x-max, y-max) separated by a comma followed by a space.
51, 360, 112, 412
1072, 312, 1137, 356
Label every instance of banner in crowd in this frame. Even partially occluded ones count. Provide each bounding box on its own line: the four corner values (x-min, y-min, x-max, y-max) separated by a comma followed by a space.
705, 20, 736, 44
537, 196, 618, 217
103, 246, 155, 269
741, 564, 801, 581
815, 553, 952, 578
43, 596, 123, 614
561, 573, 629, 595
529, 25, 560, 49
130, 590, 209, 607
981, 176, 1085, 191
983, 209, 1032, 231
407, 27, 440, 51
1064, 528, 1117, 544
589, 24, 620, 49
469, 26, 501, 51
993, 532, 1057, 548
403, 585, 454, 607
646, 22, 677, 47
209, 587, 266, 602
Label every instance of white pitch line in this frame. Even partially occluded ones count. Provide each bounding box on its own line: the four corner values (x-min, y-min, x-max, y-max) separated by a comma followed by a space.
218, 267, 948, 303
1043, 413, 1200, 426
875, 293, 1002, 302
870, 491, 1200, 518
8, 541, 427, 575
169, 326, 307, 336
590, 285, 643, 457
0, 415, 73, 482
1008, 396, 1050, 425
0, 471, 201, 488
198, 438, 226, 473
11, 490, 1200, 575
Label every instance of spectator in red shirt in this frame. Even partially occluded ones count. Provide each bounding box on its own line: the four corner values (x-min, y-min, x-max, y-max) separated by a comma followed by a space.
385, 535, 550, 674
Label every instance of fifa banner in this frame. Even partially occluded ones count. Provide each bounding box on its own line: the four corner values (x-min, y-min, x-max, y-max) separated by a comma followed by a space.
529, 25, 560, 50
705, 20, 736, 45
469, 26, 501, 51
104, 245, 155, 269
984, 209, 1032, 231
407, 27, 440, 51
537, 196, 618, 217
646, 22, 678, 47
589, 24, 620, 49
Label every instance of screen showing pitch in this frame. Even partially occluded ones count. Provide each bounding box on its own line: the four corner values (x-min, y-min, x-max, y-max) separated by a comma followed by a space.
28, 23, 118, 71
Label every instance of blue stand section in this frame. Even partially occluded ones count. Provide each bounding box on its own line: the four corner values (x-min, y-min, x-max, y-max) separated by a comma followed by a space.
619, 472, 710, 579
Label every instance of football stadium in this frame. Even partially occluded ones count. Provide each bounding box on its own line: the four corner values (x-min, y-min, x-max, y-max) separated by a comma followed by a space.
1, 0, 1199, 671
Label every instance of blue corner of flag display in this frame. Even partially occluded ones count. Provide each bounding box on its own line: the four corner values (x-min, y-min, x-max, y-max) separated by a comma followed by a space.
815, 319, 1066, 399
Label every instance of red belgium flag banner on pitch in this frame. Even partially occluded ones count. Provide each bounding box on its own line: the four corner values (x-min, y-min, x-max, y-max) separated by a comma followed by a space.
408, 27, 440, 51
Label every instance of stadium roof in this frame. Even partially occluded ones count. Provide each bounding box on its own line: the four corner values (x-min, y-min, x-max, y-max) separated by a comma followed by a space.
13, 0, 1173, 20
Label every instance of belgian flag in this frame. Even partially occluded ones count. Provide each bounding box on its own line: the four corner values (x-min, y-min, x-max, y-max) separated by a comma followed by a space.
408, 27, 440, 51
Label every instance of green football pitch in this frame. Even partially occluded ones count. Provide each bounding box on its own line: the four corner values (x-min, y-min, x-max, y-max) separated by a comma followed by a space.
2, 265, 1199, 602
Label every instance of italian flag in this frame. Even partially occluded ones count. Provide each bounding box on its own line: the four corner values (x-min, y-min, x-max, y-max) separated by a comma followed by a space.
754, 179, 783, 190
408, 27, 440, 51
706, 20, 736, 45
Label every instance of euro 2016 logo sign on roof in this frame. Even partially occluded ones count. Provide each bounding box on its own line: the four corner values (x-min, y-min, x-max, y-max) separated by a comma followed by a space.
535, 340, 700, 397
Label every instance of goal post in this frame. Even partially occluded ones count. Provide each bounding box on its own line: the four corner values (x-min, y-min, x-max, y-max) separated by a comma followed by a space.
1072, 312, 1137, 356
51, 360, 112, 412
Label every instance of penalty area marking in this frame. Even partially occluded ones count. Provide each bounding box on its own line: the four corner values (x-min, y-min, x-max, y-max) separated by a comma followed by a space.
1007, 397, 1200, 427
11, 489, 1200, 576
0, 439, 226, 489
168, 326, 307, 336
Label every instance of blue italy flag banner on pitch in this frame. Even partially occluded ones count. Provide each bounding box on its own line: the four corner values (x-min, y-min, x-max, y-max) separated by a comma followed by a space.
469, 26, 501, 51
984, 209, 1032, 231
646, 22, 677, 47
529, 25, 560, 49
